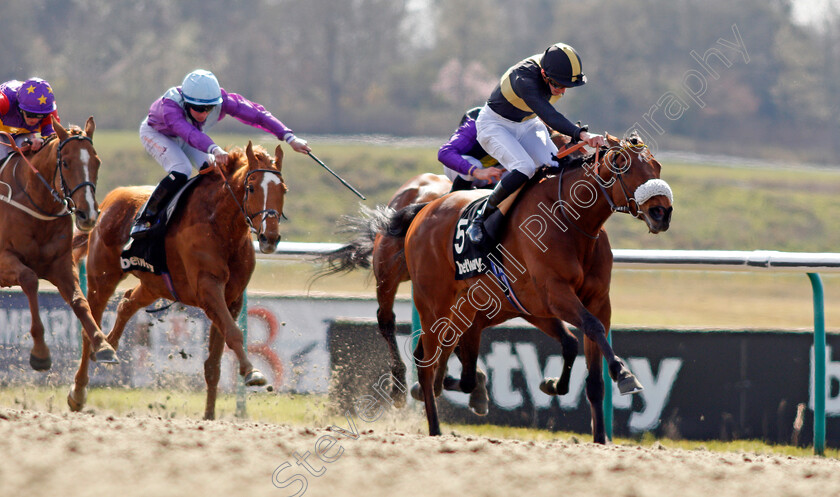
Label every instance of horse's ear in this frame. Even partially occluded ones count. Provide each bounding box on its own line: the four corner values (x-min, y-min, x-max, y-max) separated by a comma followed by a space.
274, 144, 284, 171
84, 116, 95, 139
246, 140, 257, 169
606, 133, 620, 147
53, 116, 68, 141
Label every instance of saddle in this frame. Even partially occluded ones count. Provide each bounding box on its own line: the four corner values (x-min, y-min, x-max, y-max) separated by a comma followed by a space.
119, 174, 205, 275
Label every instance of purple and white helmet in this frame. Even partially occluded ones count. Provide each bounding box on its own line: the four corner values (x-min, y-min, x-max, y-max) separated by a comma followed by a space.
17, 78, 56, 114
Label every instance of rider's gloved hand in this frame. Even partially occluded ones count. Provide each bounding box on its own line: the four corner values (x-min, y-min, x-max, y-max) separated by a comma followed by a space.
284, 134, 311, 154
210, 145, 229, 166
580, 131, 607, 149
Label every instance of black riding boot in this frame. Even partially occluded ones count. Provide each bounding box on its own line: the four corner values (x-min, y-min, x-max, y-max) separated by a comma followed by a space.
466, 170, 529, 246
130, 171, 188, 239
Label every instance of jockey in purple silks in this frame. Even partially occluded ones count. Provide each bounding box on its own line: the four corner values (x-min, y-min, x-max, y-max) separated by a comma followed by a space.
131, 69, 311, 239
0, 78, 60, 158
437, 107, 505, 192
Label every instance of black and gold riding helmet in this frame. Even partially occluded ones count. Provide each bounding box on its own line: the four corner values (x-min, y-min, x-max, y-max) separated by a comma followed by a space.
541, 43, 587, 87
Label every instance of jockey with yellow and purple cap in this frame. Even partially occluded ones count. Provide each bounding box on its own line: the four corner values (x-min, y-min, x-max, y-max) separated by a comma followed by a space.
132, 69, 311, 239
0, 78, 60, 157
466, 43, 607, 247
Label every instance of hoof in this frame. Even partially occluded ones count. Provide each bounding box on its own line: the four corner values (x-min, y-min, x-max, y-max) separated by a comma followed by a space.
243, 369, 267, 387
410, 382, 423, 401
442, 375, 461, 391
618, 374, 644, 395
67, 389, 86, 412
539, 378, 561, 396
92, 347, 119, 364
468, 371, 489, 416
29, 353, 52, 372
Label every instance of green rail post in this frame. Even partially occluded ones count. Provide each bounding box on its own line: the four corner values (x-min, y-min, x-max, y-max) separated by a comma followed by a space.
409, 290, 422, 388
235, 291, 248, 418
603, 330, 614, 441
807, 273, 826, 456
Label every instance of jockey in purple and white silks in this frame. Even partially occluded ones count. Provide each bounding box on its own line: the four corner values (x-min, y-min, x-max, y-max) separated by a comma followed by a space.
0, 78, 60, 158
132, 69, 310, 239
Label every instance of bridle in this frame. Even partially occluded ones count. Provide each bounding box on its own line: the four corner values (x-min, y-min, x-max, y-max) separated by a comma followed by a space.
590, 140, 651, 219
213, 159, 285, 235
555, 139, 653, 239
0, 132, 96, 219
54, 134, 97, 213
242, 167, 285, 233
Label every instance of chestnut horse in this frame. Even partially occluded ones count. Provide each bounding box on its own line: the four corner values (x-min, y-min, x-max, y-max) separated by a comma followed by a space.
383, 133, 673, 442
319, 134, 582, 408
0, 118, 116, 371
69, 142, 286, 419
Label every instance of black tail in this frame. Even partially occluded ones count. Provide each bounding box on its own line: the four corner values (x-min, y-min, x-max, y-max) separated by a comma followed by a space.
314, 202, 428, 279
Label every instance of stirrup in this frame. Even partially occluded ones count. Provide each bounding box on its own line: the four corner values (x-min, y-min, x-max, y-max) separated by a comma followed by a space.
129, 220, 155, 239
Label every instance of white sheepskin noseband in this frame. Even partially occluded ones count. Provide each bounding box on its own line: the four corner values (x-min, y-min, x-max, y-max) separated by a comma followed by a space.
634, 179, 673, 205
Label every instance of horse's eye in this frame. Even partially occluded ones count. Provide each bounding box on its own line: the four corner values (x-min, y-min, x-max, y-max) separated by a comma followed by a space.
248, 185, 255, 193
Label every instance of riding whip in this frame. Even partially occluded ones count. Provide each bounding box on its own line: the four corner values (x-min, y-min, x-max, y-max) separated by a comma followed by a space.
307, 152, 366, 200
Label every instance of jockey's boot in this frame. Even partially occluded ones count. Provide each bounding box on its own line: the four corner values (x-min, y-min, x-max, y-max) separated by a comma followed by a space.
466, 170, 529, 247
130, 171, 188, 240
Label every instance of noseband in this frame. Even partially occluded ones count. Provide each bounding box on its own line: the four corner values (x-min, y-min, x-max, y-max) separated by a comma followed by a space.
243, 168, 285, 234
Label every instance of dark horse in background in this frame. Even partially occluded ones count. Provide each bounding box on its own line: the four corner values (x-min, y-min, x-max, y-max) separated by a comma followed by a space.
0, 118, 116, 371
346, 133, 672, 442
70, 142, 286, 418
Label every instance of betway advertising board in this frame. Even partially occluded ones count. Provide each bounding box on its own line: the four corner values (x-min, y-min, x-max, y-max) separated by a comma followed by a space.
328, 321, 840, 447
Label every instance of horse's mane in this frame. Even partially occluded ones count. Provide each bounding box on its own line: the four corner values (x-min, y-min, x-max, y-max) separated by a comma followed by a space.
220, 144, 271, 177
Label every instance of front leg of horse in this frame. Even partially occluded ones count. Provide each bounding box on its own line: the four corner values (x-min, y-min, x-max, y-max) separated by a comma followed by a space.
50, 269, 117, 364
580, 313, 642, 395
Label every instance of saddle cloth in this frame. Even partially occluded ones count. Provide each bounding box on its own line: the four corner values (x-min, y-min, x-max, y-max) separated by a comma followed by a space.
453, 197, 490, 280
119, 174, 204, 274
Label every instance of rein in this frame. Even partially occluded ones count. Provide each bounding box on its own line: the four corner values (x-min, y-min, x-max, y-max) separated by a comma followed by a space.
211, 162, 284, 234
0, 131, 96, 220
555, 140, 651, 239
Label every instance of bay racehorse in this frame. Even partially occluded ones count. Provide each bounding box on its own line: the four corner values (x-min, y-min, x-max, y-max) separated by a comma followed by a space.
0, 117, 117, 371
318, 133, 582, 409
69, 142, 285, 419
381, 133, 672, 442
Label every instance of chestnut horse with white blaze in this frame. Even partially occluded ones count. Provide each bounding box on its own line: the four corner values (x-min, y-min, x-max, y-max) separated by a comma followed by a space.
70, 142, 286, 418
393, 134, 672, 442
0, 117, 116, 371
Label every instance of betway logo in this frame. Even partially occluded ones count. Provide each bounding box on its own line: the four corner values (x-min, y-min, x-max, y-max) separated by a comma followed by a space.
456, 257, 485, 275
120, 255, 154, 272
398, 337, 682, 433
